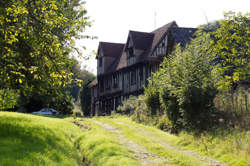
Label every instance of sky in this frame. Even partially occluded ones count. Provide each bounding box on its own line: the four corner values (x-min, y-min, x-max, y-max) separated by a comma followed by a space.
76, 0, 249, 74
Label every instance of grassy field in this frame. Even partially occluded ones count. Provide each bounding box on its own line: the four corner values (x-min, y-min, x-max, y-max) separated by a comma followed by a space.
74, 119, 140, 166
96, 116, 250, 166
0, 112, 83, 166
0, 112, 139, 166
0, 112, 249, 166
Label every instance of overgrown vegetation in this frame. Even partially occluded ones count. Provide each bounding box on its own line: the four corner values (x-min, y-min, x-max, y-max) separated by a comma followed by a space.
99, 116, 249, 166
127, 12, 249, 133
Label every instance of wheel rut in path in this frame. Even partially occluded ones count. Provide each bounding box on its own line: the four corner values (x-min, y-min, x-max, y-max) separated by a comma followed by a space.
93, 120, 168, 166
116, 121, 227, 166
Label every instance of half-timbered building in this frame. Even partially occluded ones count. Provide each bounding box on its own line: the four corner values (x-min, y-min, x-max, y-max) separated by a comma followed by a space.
90, 21, 197, 115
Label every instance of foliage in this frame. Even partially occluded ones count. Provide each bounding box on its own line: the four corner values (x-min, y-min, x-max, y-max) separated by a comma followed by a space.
214, 89, 250, 116
176, 129, 250, 166
144, 83, 161, 115
155, 115, 172, 132
117, 95, 138, 114
16, 87, 74, 114
0, 89, 19, 111
79, 72, 95, 116
0, 112, 82, 166
69, 59, 95, 102
211, 12, 250, 90
198, 20, 221, 32
143, 30, 218, 130
80, 83, 92, 116
0, 0, 92, 110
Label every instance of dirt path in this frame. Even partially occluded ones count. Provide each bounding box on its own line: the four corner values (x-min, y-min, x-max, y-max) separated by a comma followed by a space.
93, 120, 169, 166
116, 121, 227, 166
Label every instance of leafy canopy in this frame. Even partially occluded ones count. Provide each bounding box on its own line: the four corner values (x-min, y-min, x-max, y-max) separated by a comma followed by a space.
0, 0, 91, 95
211, 12, 250, 89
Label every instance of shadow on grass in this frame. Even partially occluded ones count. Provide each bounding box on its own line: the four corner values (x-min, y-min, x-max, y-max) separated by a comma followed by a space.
30, 113, 73, 119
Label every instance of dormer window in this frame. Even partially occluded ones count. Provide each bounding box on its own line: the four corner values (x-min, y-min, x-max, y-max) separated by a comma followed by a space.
99, 57, 103, 67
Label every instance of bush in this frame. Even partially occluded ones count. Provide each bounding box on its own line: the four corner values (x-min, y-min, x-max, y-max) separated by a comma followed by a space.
117, 95, 143, 115
160, 87, 181, 128
143, 30, 218, 130
145, 86, 161, 116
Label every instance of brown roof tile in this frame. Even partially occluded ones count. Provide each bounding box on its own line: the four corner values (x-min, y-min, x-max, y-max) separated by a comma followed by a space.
129, 31, 154, 50
98, 42, 124, 58
96, 21, 197, 75
151, 21, 178, 51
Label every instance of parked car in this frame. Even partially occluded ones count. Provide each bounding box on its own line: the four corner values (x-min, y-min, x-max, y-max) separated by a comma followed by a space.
32, 108, 59, 115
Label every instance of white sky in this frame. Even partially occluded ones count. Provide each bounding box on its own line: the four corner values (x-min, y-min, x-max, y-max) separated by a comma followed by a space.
76, 0, 249, 74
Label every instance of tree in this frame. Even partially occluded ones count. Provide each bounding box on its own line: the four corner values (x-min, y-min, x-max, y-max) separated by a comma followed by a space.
0, 0, 92, 111
79, 73, 95, 116
69, 59, 95, 102
144, 30, 218, 129
211, 12, 250, 89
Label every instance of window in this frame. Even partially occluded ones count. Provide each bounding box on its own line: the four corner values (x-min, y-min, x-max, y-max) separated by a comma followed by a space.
113, 74, 118, 88
127, 72, 130, 82
99, 57, 103, 67
105, 78, 111, 90
139, 67, 143, 81
131, 70, 136, 85
100, 80, 104, 92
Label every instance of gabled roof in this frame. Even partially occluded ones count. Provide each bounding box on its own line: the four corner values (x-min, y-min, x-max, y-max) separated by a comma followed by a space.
129, 31, 154, 50
97, 42, 124, 58
137, 21, 178, 62
151, 21, 178, 50
116, 48, 127, 70
107, 45, 126, 72
96, 21, 197, 75
169, 27, 197, 47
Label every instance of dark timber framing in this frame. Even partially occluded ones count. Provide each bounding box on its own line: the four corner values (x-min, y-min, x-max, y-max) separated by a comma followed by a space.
89, 21, 197, 116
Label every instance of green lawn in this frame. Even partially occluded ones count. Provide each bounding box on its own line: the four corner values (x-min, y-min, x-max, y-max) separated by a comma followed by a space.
0, 112, 82, 166
0, 112, 140, 166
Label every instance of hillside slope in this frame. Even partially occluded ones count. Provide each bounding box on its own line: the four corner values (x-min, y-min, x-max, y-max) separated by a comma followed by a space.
0, 112, 82, 166
1, 113, 248, 166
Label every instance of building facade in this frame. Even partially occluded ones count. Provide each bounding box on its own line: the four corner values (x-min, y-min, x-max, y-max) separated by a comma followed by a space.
90, 21, 197, 115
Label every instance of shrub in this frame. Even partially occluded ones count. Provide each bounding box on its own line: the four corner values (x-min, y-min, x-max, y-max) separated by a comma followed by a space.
117, 96, 138, 114
160, 87, 181, 128
143, 30, 218, 130
145, 86, 161, 116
